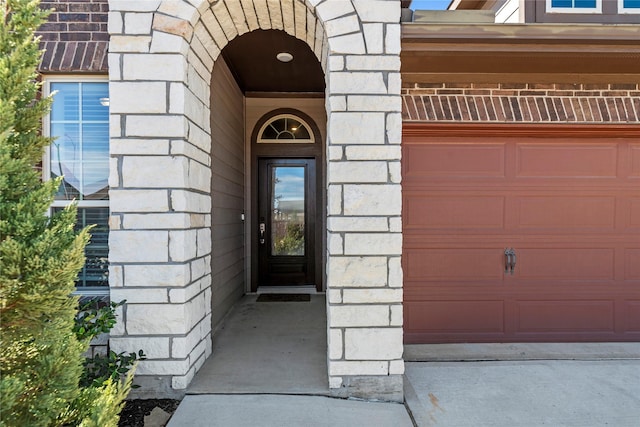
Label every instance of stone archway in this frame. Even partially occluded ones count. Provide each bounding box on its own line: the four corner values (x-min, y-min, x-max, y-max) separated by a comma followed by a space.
108, 0, 404, 401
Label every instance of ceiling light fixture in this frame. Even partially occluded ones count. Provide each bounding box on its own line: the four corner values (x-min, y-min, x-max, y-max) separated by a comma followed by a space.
276, 52, 294, 63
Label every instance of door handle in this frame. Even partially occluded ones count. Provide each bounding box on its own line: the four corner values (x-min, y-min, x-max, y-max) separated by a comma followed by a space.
259, 221, 266, 245
504, 248, 511, 274
504, 248, 516, 275
511, 249, 517, 274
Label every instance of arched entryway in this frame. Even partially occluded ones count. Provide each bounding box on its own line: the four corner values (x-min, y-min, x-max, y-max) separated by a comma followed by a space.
194, 29, 329, 392
108, 0, 404, 401
208, 27, 326, 339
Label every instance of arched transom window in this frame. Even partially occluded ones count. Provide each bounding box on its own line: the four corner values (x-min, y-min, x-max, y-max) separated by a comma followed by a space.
257, 114, 315, 143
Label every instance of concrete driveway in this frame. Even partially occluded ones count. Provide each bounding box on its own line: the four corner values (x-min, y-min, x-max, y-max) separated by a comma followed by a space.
404, 359, 640, 427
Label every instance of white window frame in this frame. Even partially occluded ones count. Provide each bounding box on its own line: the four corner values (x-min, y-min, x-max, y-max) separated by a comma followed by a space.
43, 75, 110, 296
546, 0, 602, 13
619, 0, 640, 13
257, 114, 315, 144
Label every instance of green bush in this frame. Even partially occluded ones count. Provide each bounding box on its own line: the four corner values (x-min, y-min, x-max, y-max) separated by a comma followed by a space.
75, 299, 145, 388
0, 1, 136, 425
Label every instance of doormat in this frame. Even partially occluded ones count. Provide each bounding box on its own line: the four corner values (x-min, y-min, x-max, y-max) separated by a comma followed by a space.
256, 294, 311, 302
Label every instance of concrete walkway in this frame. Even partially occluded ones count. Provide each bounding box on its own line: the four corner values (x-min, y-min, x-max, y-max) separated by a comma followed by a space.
168, 295, 413, 427
167, 394, 413, 427
166, 295, 640, 426
188, 295, 328, 395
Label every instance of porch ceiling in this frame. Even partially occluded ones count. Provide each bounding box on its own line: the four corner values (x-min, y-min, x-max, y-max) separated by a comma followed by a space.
401, 23, 640, 83
221, 29, 325, 95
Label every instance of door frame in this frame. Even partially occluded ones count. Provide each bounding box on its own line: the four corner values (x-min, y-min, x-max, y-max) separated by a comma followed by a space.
250, 108, 325, 292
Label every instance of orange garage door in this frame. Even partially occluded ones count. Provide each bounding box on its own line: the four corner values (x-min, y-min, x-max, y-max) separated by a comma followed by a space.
403, 125, 640, 343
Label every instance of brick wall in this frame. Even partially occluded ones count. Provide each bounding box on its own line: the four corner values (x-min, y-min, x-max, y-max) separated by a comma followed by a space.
37, 0, 109, 73
402, 83, 640, 123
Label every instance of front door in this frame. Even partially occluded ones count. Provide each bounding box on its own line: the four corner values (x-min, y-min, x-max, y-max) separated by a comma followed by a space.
256, 158, 317, 287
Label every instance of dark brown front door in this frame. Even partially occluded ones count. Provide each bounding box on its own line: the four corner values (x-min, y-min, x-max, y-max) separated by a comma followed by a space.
257, 158, 316, 287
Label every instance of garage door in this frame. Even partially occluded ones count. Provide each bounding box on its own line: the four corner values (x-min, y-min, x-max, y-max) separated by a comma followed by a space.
403, 124, 640, 343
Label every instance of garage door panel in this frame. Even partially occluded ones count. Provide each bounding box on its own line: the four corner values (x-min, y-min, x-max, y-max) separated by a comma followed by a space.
515, 144, 618, 178
404, 144, 506, 178
629, 145, 640, 178
515, 300, 615, 333
515, 248, 615, 280
625, 249, 640, 280
514, 196, 616, 230
625, 301, 640, 332
404, 284, 510, 298
405, 248, 504, 281
406, 301, 505, 333
405, 195, 505, 230
627, 198, 640, 229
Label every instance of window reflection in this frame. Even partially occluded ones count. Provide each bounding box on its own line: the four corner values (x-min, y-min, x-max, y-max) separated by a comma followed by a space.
271, 167, 305, 256
48, 80, 110, 289
50, 82, 109, 201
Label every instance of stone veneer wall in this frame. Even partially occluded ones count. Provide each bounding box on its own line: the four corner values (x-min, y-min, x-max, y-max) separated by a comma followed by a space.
108, 0, 403, 401
402, 83, 640, 123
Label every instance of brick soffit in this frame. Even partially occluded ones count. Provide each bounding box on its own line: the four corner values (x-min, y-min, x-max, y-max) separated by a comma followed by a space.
402, 83, 640, 123
402, 94, 640, 123
39, 40, 108, 73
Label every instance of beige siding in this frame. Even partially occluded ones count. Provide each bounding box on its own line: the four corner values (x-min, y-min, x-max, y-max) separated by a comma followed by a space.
210, 57, 245, 328
245, 98, 326, 145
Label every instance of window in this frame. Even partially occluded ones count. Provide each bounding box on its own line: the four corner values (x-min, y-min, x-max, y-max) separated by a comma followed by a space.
45, 78, 110, 292
547, 0, 602, 12
257, 114, 315, 143
620, 0, 640, 12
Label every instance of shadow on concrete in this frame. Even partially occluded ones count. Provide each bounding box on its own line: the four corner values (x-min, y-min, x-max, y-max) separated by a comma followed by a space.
187, 294, 329, 395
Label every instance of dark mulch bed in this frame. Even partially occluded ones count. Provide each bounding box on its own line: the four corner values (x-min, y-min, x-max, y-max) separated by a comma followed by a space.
118, 399, 180, 427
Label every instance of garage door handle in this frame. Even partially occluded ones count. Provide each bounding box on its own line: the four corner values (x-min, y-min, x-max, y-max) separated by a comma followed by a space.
504, 248, 516, 275
511, 250, 517, 274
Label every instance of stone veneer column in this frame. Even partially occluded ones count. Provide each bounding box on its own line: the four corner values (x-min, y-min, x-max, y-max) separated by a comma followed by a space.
107, 0, 213, 396
107, 0, 404, 401
323, 1, 404, 402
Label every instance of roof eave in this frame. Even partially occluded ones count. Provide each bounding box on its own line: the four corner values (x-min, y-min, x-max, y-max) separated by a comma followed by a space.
402, 23, 640, 46
401, 23, 640, 82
